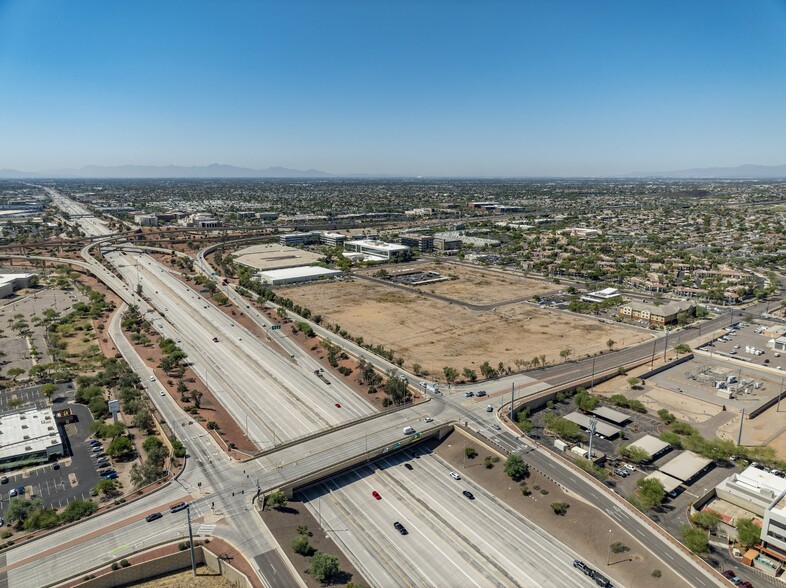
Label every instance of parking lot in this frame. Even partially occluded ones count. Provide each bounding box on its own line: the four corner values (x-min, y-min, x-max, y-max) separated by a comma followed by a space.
0, 386, 110, 511
699, 321, 784, 371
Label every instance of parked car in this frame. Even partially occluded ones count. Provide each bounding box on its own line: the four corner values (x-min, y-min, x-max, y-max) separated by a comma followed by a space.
91, 446, 103, 453
623, 463, 636, 471
614, 468, 629, 477
8, 489, 17, 498
0, 476, 8, 484
104, 472, 118, 480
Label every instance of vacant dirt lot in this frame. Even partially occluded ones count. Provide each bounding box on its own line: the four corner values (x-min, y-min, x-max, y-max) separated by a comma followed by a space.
280, 278, 648, 378
362, 261, 558, 306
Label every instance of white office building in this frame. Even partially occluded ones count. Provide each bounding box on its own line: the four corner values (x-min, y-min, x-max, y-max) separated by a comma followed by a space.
344, 239, 410, 261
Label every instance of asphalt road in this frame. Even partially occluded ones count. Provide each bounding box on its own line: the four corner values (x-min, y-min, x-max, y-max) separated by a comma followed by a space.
299, 452, 605, 588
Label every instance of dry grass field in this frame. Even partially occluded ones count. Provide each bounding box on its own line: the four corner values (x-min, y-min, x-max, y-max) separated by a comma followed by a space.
280, 275, 649, 378
366, 261, 558, 306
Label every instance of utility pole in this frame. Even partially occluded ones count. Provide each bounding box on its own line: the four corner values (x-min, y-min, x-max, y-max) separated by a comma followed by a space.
737, 408, 745, 445
778, 378, 785, 413
607, 529, 612, 565
587, 416, 597, 462
510, 382, 515, 421
663, 328, 669, 363
650, 339, 656, 367
187, 505, 196, 575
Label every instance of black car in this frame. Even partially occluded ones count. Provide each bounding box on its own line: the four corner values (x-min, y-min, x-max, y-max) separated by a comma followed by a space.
462, 490, 475, 500
145, 512, 163, 522
97, 468, 115, 477
393, 521, 408, 535
169, 502, 189, 513
404, 463, 414, 470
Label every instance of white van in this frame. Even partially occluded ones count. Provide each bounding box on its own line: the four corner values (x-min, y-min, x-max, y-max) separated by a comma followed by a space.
403, 426, 415, 435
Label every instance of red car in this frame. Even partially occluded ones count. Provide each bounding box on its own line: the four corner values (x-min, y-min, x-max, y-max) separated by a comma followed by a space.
372, 490, 381, 500
335, 403, 341, 408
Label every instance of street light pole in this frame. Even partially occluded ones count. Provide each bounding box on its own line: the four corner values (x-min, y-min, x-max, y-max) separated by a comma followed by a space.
607, 529, 612, 565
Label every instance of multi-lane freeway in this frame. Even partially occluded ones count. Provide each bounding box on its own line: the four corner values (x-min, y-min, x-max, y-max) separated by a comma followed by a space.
0, 188, 729, 587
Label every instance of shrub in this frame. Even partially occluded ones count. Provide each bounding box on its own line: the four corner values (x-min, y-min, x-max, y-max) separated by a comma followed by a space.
465, 447, 477, 459
611, 542, 629, 554
120, 559, 130, 567
651, 569, 662, 579
111, 563, 119, 571
551, 502, 569, 515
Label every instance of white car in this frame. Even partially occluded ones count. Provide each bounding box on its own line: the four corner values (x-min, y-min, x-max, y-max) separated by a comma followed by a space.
149, 376, 155, 381
450, 471, 461, 480
159, 390, 166, 396
623, 463, 636, 471
424, 417, 433, 423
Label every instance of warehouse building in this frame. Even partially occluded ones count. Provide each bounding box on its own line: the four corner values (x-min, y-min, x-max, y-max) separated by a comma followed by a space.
0, 273, 36, 298
0, 407, 63, 467
645, 471, 683, 497
254, 266, 343, 286
590, 406, 631, 427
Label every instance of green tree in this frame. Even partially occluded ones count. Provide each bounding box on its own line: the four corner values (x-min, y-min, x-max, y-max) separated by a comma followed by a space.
107, 436, 135, 459
462, 367, 477, 382
681, 525, 709, 553
24, 506, 59, 530
465, 447, 477, 459
504, 454, 529, 480
636, 478, 666, 510
627, 377, 640, 389
691, 511, 721, 532
4, 498, 41, 528
40, 384, 58, 402
442, 366, 458, 385
7, 367, 24, 381
551, 502, 570, 516
60, 498, 98, 522
736, 517, 762, 550
292, 534, 310, 556
559, 348, 573, 363
268, 491, 287, 509
606, 339, 616, 351
619, 445, 652, 464
308, 551, 340, 584
93, 478, 121, 498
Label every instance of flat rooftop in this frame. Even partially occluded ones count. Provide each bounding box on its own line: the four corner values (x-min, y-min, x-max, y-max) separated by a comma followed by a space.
562, 412, 621, 438
591, 406, 631, 425
659, 451, 713, 482
645, 471, 682, 493
0, 407, 61, 460
627, 434, 671, 457
233, 243, 324, 271
258, 266, 342, 281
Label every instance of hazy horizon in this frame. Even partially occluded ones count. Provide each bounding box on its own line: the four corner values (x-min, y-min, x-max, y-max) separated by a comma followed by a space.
1, 1, 785, 176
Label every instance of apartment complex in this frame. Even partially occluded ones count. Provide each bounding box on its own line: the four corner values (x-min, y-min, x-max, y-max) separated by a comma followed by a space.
619, 300, 695, 325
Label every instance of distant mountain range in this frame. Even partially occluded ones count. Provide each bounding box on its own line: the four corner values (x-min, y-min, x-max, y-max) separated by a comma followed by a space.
0, 163, 333, 179
624, 163, 786, 179
2, 162, 785, 179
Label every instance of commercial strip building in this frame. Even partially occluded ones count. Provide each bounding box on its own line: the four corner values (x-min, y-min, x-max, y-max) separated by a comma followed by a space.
254, 266, 343, 286
581, 287, 621, 304
0, 407, 64, 467
0, 272, 36, 298
619, 299, 695, 326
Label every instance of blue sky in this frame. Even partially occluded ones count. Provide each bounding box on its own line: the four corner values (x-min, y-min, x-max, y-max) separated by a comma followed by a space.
1, 0, 785, 176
